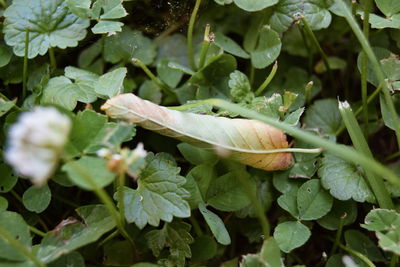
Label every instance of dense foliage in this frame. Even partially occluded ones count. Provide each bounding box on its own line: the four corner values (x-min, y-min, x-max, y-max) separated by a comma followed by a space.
0, 0, 400, 266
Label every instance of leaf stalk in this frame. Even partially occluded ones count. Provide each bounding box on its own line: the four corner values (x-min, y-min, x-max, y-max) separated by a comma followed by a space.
188, 0, 202, 70
255, 61, 278, 96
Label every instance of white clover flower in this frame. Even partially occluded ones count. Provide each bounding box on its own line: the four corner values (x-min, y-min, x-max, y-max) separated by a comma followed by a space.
5, 106, 72, 185
132, 143, 147, 158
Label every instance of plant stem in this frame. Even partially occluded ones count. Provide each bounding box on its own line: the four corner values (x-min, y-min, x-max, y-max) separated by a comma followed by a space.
132, 58, 175, 97
0, 225, 45, 267
390, 255, 398, 267
23, 27, 30, 100
360, 0, 372, 136
117, 171, 126, 227
336, 0, 400, 151
98, 229, 120, 247
330, 213, 345, 255
197, 24, 213, 70
385, 150, 400, 161
188, 0, 202, 70
65, 161, 136, 249
339, 101, 394, 209
338, 244, 376, 267
255, 61, 278, 96
192, 98, 400, 187
48, 48, 57, 69
305, 81, 314, 105
29, 226, 46, 237
301, 18, 334, 87
189, 215, 203, 236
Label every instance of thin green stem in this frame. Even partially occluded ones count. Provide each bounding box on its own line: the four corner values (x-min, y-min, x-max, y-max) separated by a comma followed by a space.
98, 229, 119, 247
385, 150, 400, 161
330, 213, 346, 255
132, 58, 175, 97
187, 98, 400, 187
188, 0, 202, 70
305, 81, 314, 105
298, 25, 313, 72
22, 27, 30, 100
64, 161, 135, 249
29, 226, 46, 237
338, 244, 375, 267
197, 24, 212, 70
48, 48, 57, 69
255, 61, 278, 96
0, 225, 45, 267
117, 171, 126, 226
390, 255, 398, 267
189, 215, 203, 237
339, 101, 393, 209
301, 18, 334, 87
361, 0, 372, 135
336, 0, 400, 150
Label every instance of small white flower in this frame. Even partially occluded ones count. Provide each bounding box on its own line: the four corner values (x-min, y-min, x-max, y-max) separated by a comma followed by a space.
97, 148, 111, 158
132, 143, 147, 158
5, 106, 71, 185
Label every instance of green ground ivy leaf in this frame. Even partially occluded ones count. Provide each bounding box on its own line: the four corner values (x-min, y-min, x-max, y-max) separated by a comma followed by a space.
303, 99, 342, 135
318, 153, 375, 203
362, 209, 400, 255
273, 221, 311, 253
3, 0, 89, 58
214, 32, 250, 59
95, 67, 127, 98
62, 156, 116, 190
233, 0, 278, 12
251, 26, 281, 69
0, 211, 31, 261
22, 184, 51, 213
0, 98, 16, 118
198, 203, 231, 245
269, 0, 332, 33
104, 27, 157, 65
37, 205, 116, 263
297, 179, 333, 220
122, 153, 190, 229
145, 220, 194, 266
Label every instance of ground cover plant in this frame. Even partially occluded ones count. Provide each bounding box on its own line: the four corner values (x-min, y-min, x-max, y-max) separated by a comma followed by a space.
1, 0, 400, 266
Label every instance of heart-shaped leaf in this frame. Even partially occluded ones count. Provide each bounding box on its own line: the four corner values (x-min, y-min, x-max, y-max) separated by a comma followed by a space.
101, 94, 293, 171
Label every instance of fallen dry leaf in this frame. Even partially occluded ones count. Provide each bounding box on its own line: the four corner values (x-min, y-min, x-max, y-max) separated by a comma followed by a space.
101, 94, 292, 171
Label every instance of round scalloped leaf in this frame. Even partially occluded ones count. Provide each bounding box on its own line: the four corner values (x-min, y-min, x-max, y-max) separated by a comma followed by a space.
3, 0, 90, 59
233, 0, 278, 12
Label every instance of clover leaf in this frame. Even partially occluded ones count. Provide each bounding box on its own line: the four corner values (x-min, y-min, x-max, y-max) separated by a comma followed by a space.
3, 0, 90, 58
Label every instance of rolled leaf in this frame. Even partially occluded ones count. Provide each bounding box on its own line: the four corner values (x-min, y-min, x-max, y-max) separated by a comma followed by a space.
101, 94, 292, 171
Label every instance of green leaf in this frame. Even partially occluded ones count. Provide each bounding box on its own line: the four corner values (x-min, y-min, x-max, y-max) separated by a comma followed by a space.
318, 153, 375, 203
250, 26, 281, 69
233, 0, 278, 12
91, 0, 127, 19
48, 251, 85, 267
375, 0, 400, 17
303, 99, 342, 135
0, 44, 12, 68
177, 143, 218, 165
326, 254, 346, 267
122, 153, 190, 229
64, 66, 98, 103
214, 32, 250, 59
344, 230, 385, 263
269, 0, 332, 33
95, 67, 127, 98
22, 184, 51, 213
66, 0, 91, 18
206, 171, 253, 212
0, 211, 31, 261
37, 205, 116, 263
155, 34, 188, 66
0, 197, 8, 211
0, 164, 18, 193
103, 241, 134, 266
317, 200, 357, 230
3, 0, 89, 58
41, 77, 83, 110
138, 80, 162, 104
0, 98, 16, 118
184, 164, 216, 209
70, 110, 107, 152
380, 94, 400, 131
62, 156, 116, 190
228, 70, 253, 102
260, 238, 283, 267
274, 221, 311, 253
157, 58, 183, 88
198, 203, 231, 245
190, 235, 217, 263
361, 209, 400, 255
145, 220, 194, 266
104, 27, 157, 65
297, 179, 333, 220
277, 188, 299, 218
92, 21, 124, 35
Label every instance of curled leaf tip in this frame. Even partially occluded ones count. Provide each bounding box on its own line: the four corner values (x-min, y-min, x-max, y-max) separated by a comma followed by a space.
102, 93, 293, 171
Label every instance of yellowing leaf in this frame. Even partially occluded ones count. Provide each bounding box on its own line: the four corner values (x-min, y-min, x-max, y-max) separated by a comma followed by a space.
101, 94, 292, 171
